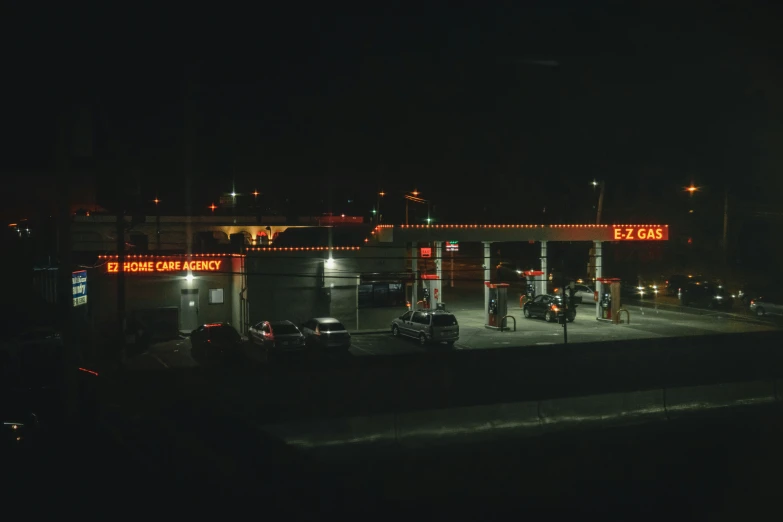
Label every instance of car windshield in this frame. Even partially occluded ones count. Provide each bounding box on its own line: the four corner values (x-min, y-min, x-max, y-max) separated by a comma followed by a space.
320, 322, 346, 332
273, 324, 299, 335
432, 315, 458, 326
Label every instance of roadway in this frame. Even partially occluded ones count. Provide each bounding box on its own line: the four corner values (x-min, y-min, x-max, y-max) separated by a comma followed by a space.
21, 395, 781, 518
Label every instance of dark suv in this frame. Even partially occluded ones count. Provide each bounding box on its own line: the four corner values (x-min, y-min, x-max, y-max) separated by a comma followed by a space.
679, 281, 732, 309
665, 275, 694, 296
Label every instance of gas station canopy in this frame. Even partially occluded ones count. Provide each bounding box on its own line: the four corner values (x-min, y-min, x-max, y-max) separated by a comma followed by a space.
373, 224, 669, 243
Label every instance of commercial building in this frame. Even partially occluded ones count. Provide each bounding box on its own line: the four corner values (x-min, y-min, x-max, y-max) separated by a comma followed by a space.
72, 217, 669, 340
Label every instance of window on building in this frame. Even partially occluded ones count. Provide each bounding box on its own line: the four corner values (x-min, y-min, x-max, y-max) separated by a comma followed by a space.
358, 282, 407, 308
358, 284, 374, 308
208, 288, 224, 304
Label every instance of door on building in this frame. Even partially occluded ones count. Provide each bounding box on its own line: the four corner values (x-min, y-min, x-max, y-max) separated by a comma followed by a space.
180, 289, 199, 332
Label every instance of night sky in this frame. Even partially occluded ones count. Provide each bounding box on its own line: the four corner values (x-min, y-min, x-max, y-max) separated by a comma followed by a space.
4, 3, 783, 226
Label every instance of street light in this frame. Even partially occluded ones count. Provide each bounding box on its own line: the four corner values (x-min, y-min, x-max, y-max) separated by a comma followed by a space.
209, 203, 217, 213
153, 197, 161, 250
591, 180, 605, 225
376, 191, 385, 224
404, 192, 430, 226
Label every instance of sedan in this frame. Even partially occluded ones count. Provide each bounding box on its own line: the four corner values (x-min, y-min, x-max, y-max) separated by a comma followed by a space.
248, 320, 306, 359
190, 322, 245, 362
523, 294, 575, 322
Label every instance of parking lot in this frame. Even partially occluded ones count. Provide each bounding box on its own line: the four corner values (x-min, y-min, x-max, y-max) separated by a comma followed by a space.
349, 303, 781, 355
127, 280, 782, 370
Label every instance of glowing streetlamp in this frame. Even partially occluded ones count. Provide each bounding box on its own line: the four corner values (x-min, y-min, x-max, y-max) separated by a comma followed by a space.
376, 191, 385, 224
209, 203, 217, 213
590, 180, 605, 224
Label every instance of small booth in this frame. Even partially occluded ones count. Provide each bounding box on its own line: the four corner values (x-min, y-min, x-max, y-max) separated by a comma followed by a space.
596, 277, 622, 321
485, 282, 509, 329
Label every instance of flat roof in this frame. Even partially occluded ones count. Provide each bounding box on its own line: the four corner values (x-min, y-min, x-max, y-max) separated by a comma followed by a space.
372, 223, 669, 243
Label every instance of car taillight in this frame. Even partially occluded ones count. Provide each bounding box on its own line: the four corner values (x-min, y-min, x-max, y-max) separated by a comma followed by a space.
750, 300, 754, 305
551, 305, 559, 312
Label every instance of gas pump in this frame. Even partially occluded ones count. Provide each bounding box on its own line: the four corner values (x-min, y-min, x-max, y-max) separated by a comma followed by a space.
421, 274, 440, 309
596, 277, 621, 320
485, 283, 509, 329
520, 270, 543, 306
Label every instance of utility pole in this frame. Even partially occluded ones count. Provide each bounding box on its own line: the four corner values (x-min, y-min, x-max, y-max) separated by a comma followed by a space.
56, 107, 79, 423
450, 250, 454, 288
116, 196, 126, 365
722, 185, 729, 266
596, 181, 605, 225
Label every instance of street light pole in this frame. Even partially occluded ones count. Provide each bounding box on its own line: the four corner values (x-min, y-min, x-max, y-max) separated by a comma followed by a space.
154, 197, 161, 251
595, 181, 605, 225
722, 185, 729, 263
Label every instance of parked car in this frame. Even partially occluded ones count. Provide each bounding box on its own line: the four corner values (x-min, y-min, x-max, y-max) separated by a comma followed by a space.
248, 320, 306, 359
749, 295, 783, 317
569, 283, 596, 304
679, 281, 732, 309
665, 274, 696, 296
391, 309, 459, 346
523, 294, 576, 322
300, 318, 351, 353
190, 322, 245, 361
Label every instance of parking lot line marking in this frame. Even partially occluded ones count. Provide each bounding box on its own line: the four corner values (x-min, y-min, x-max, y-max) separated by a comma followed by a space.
351, 343, 374, 355
150, 354, 169, 368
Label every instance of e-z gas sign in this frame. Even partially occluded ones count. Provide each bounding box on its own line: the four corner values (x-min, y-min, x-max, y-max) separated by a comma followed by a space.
611, 226, 668, 241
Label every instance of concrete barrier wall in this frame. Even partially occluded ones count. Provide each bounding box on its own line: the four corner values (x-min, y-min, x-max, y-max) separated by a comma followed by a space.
260, 380, 782, 451
664, 380, 777, 419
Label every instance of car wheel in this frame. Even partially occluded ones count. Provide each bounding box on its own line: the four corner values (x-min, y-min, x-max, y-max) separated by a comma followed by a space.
545, 310, 553, 322
446, 341, 455, 348
392, 325, 400, 336
523, 308, 531, 318
419, 333, 427, 346
756, 307, 765, 317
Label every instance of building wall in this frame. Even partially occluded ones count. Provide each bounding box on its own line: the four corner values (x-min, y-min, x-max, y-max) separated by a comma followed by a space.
90, 259, 236, 337
245, 253, 328, 328
329, 286, 358, 330
245, 245, 408, 331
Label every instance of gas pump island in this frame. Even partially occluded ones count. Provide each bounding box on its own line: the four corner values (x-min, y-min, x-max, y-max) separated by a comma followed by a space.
396, 223, 668, 324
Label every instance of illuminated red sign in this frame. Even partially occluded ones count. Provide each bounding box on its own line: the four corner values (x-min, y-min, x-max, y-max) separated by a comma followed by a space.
107, 259, 223, 273
611, 226, 668, 241
420, 247, 432, 258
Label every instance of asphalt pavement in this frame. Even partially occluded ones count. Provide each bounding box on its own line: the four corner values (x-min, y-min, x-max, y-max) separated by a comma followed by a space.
128, 302, 780, 369
74, 398, 783, 518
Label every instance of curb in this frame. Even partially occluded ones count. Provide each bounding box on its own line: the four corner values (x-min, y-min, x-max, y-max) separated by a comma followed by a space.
624, 299, 764, 323
257, 380, 782, 451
